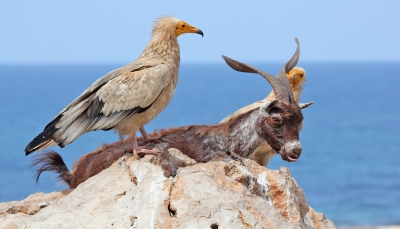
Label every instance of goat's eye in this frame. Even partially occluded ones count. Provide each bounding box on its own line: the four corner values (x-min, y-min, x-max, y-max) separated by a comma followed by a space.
271, 116, 282, 126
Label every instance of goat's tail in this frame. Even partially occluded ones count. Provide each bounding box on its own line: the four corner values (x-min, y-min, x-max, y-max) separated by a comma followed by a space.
32, 151, 73, 186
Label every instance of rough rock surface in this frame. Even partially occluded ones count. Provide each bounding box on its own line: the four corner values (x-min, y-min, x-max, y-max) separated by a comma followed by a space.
0, 148, 335, 229
340, 225, 400, 229
339, 227, 400, 229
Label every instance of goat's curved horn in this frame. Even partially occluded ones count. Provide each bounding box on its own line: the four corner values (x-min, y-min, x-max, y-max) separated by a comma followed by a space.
274, 38, 301, 104
222, 38, 300, 104
222, 55, 279, 96
283, 38, 300, 74
221, 55, 258, 73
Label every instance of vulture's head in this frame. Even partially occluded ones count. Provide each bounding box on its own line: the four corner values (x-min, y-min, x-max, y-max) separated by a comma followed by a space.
287, 67, 306, 91
286, 67, 306, 102
152, 16, 203, 38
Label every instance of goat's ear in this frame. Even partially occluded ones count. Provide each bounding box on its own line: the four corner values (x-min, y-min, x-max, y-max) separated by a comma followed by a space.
299, 102, 314, 109
260, 100, 279, 113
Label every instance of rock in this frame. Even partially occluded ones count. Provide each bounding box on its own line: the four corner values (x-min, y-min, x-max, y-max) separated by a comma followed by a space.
338, 227, 400, 229
340, 225, 400, 229
305, 207, 336, 229
0, 149, 335, 229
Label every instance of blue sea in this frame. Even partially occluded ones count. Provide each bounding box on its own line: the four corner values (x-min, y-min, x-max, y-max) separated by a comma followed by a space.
0, 62, 399, 227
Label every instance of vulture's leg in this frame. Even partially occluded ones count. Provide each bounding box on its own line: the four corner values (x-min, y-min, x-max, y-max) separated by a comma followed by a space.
139, 127, 172, 145
131, 134, 158, 159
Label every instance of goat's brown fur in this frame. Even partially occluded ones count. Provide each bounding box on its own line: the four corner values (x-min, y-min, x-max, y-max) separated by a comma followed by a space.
32, 151, 73, 186
33, 144, 126, 188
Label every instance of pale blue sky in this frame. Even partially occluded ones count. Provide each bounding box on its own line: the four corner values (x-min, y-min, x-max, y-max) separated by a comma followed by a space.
1, 1, 399, 63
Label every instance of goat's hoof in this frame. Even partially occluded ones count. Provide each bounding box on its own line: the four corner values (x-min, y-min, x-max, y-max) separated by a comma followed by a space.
231, 155, 244, 165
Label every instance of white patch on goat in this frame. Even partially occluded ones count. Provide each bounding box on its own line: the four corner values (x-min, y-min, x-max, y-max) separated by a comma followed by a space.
228, 111, 262, 156
203, 133, 227, 152
202, 109, 263, 156
214, 133, 228, 150
279, 140, 301, 154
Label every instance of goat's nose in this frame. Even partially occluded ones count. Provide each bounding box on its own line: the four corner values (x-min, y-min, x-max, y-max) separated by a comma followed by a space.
292, 148, 302, 156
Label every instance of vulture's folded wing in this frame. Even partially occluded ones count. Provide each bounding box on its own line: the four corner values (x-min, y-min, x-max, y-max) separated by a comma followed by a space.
96, 63, 172, 116
27, 62, 172, 150
59, 58, 164, 114
56, 63, 172, 135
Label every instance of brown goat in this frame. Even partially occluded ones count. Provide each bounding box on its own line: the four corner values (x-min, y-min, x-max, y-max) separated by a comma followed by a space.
33, 38, 312, 188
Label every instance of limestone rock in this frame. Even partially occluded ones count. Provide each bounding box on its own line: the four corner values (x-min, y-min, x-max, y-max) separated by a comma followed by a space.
0, 149, 335, 229
338, 227, 400, 229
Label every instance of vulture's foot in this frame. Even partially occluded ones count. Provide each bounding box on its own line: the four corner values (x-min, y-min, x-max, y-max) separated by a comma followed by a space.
133, 146, 159, 159
139, 126, 173, 146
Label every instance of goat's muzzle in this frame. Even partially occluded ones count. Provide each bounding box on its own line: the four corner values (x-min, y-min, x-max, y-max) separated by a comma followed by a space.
279, 140, 302, 162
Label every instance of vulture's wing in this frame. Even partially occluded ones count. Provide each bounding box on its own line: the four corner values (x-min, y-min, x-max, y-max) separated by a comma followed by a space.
60, 58, 164, 113
55, 63, 172, 144
25, 59, 170, 153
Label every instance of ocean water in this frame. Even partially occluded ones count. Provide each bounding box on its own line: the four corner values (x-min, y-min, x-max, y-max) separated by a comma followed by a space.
0, 62, 399, 227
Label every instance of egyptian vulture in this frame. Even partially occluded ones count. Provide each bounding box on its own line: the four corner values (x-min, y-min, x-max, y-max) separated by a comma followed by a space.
220, 67, 307, 166
25, 16, 203, 157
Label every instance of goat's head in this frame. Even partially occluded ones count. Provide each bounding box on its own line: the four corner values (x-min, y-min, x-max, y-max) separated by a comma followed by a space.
222, 38, 313, 162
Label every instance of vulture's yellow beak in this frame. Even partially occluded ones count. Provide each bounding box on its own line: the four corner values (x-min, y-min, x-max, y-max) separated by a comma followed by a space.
175, 21, 204, 37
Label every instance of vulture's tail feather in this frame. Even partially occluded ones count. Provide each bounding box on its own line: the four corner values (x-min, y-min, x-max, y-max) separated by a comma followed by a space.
32, 151, 73, 186
25, 116, 61, 155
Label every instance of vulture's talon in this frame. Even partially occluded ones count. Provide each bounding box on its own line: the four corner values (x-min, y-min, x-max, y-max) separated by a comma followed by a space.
133, 147, 159, 159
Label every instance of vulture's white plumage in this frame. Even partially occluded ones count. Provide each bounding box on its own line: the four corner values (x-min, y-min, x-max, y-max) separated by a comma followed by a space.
25, 16, 203, 156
